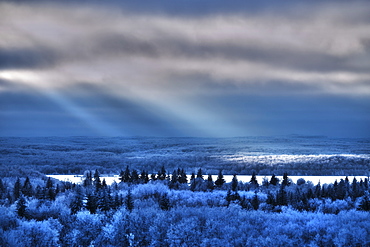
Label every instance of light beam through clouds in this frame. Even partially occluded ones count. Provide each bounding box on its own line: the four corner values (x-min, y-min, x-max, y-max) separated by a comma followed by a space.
0, 0, 369, 137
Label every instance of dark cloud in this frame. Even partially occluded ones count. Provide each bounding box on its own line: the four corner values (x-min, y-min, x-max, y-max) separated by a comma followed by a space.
0, 48, 56, 70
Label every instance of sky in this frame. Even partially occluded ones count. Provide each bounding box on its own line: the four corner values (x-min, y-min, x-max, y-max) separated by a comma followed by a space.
0, 0, 369, 138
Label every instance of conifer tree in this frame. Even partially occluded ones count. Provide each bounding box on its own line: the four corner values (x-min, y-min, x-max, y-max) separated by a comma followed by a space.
270, 174, 279, 186
282, 172, 290, 186
206, 174, 214, 191
46, 177, 53, 189
70, 186, 84, 214
251, 191, 259, 210
93, 169, 102, 191
86, 193, 98, 214
35, 185, 44, 200
178, 169, 188, 184
47, 187, 56, 201
125, 190, 134, 212
226, 189, 232, 207
121, 166, 131, 183
314, 182, 321, 198
0, 178, 6, 199
83, 171, 93, 187
171, 169, 178, 183
266, 192, 276, 206
336, 179, 347, 200
196, 168, 204, 179
250, 171, 259, 188
98, 188, 112, 212
159, 193, 171, 210
158, 166, 166, 180
131, 170, 139, 184
13, 178, 21, 200
16, 195, 27, 218
359, 192, 370, 211
215, 170, 225, 188
276, 184, 288, 206
190, 176, 197, 192
101, 179, 107, 188
22, 176, 33, 197
240, 196, 252, 210
190, 172, 195, 182
351, 177, 362, 200
0, 178, 4, 193
169, 170, 179, 189
231, 174, 238, 192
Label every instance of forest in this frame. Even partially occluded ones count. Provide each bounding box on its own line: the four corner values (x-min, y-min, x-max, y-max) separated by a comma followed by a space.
1, 167, 370, 246
1, 136, 369, 177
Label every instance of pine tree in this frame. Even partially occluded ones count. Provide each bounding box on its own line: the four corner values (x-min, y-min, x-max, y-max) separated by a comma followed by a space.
16, 195, 27, 218
276, 185, 288, 206
190, 176, 197, 192
190, 172, 195, 182
83, 171, 93, 187
47, 187, 56, 201
196, 168, 203, 179
169, 170, 179, 189
270, 174, 279, 186
98, 188, 112, 212
282, 172, 290, 186
336, 179, 347, 200
171, 169, 178, 183
251, 191, 259, 210
215, 170, 225, 188
266, 192, 276, 206
86, 193, 98, 214
359, 192, 370, 211
112, 193, 123, 210
206, 174, 214, 191
231, 174, 238, 192
226, 189, 232, 207
178, 169, 188, 184
121, 166, 131, 183
158, 166, 166, 180
0, 178, 6, 199
35, 185, 44, 200
240, 196, 252, 210
159, 193, 171, 210
102, 179, 107, 188
22, 176, 33, 197
351, 177, 362, 200
45, 177, 53, 189
250, 171, 259, 188
70, 186, 84, 214
13, 178, 21, 200
93, 169, 102, 191
131, 170, 139, 184
314, 182, 321, 199
125, 190, 134, 212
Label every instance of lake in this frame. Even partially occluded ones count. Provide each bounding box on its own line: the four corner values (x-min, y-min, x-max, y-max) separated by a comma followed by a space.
47, 174, 369, 186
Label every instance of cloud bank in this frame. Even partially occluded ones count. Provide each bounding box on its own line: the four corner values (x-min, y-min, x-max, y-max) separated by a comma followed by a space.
0, 1, 369, 137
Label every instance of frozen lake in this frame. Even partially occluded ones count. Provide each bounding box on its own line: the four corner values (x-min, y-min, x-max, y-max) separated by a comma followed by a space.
47, 174, 369, 186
